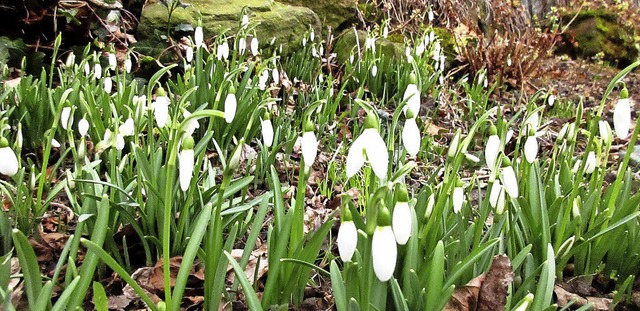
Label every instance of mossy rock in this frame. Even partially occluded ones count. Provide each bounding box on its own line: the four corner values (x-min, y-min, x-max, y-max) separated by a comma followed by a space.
557, 9, 638, 67
278, 0, 355, 31
137, 0, 321, 55
332, 29, 404, 65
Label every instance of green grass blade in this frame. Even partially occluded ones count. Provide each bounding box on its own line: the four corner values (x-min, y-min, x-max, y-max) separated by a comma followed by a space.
11, 229, 43, 309
224, 251, 263, 311
330, 260, 347, 311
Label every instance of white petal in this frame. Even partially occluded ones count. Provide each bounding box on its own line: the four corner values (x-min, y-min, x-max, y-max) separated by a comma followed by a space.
337, 221, 357, 262
124, 58, 132, 73
495, 187, 506, 214
501, 166, 518, 199
119, 118, 135, 136
104, 77, 113, 93
78, 119, 89, 136
371, 65, 378, 77
224, 93, 237, 123
372, 226, 397, 282
51, 139, 61, 148
613, 98, 631, 139
108, 53, 117, 71
179, 149, 194, 191
153, 98, 169, 128
301, 131, 318, 168
261, 119, 274, 147
392, 202, 412, 245
251, 37, 259, 56
525, 112, 539, 131
60, 107, 72, 130
183, 111, 200, 135
452, 187, 464, 213
505, 130, 514, 143
485, 135, 500, 169
185, 46, 194, 63
272, 68, 280, 85
584, 151, 597, 174
94, 63, 102, 79
403, 84, 420, 116
115, 134, 125, 150
599, 121, 612, 145
194, 27, 204, 48
489, 181, 502, 208
402, 118, 420, 157
0, 147, 19, 176
523, 136, 538, 163
346, 135, 365, 178
364, 129, 388, 179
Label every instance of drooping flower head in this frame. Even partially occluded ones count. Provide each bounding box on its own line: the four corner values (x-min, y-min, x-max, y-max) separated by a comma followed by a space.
337, 207, 357, 262
194, 26, 204, 48
372, 202, 396, 282
179, 136, 195, 192
224, 85, 237, 123
78, 118, 89, 137
501, 157, 518, 199
0, 137, 19, 176
261, 111, 274, 147
402, 109, 420, 157
452, 178, 464, 213
403, 73, 420, 117
613, 85, 632, 139
301, 118, 318, 168
153, 87, 170, 128
392, 183, 412, 245
485, 124, 500, 170
60, 105, 73, 130
346, 112, 388, 179
523, 127, 538, 164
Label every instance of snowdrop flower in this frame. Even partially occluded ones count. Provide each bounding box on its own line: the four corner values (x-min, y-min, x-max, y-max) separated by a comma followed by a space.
238, 37, 246, 55
153, 87, 170, 128
179, 136, 195, 192
372, 204, 396, 282
599, 120, 612, 145
416, 40, 425, 56
525, 111, 539, 131
103, 76, 113, 93
60, 105, 72, 130
613, 86, 632, 139
392, 184, 412, 245
119, 118, 135, 136
507, 56, 512, 67
124, 58, 132, 73
217, 41, 229, 60
258, 69, 269, 90
505, 129, 514, 144
489, 180, 506, 214
584, 151, 597, 174
261, 112, 274, 147
94, 63, 102, 79
346, 112, 389, 179
382, 25, 388, 38
403, 73, 420, 116
194, 26, 204, 48
337, 208, 357, 262
371, 65, 378, 77
241, 14, 249, 29
108, 53, 117, 71
250, 37, 259, 56
366, 37, 376, 53
224, 85, 237, 123
51, 138, 61, 148
0, 137, 19, 176
405, 46, 413, 63
428, 9, 434, 22
301, 119, 318, 168
84, 62, 91, 76
547, 94, 556, 107
501, 157, 518, 198
184, 46, 193, 63
424, 193, 435, 219
272, 68, 280, 85
182, 110, 199, 135
447, 129, 461, 158
310, 29, 315, 42
78, 118, 89, 136
115, 134, 125, 150
452, 179, 464, 213
65, 52, 75, 69
523, 130, 538, 163
402, 109, 420, 157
